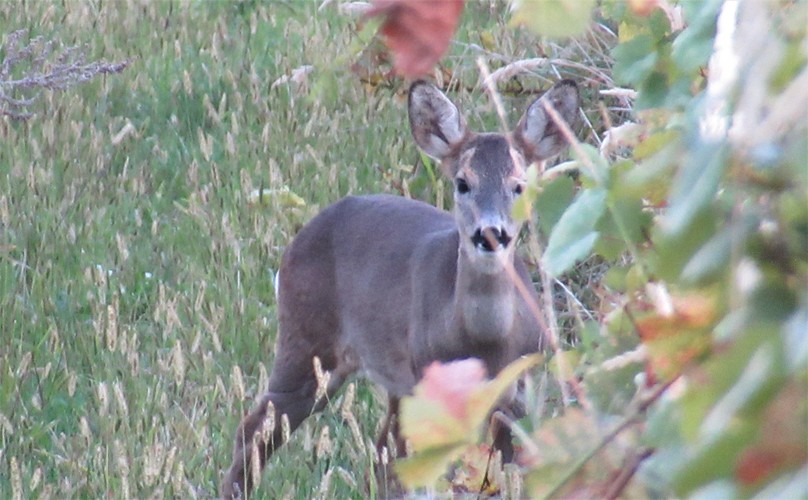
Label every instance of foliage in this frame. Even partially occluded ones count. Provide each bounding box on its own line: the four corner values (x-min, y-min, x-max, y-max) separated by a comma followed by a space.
395, 355, 540, 488
367, 0, 464, 78
511, 0, 595, 39
379, 0, 807, 497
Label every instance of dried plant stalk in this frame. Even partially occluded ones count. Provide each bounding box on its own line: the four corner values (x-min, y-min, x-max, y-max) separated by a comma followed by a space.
0, 29, 129, 120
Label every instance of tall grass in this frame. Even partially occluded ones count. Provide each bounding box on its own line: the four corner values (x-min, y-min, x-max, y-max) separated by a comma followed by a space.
0, 1, 610, 497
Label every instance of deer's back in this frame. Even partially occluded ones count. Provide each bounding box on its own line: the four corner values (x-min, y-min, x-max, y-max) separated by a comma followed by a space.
276, 195, 456, 392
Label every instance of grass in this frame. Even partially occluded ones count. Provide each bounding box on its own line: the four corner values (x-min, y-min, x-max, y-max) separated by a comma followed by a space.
0, 1, 612, 497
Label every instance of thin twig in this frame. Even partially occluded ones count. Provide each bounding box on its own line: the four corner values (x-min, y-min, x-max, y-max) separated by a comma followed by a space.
604, 447, 654, 500
543, 377, 679, 498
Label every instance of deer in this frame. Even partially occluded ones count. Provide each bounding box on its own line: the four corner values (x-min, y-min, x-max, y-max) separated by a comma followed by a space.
222, 79, 580, 499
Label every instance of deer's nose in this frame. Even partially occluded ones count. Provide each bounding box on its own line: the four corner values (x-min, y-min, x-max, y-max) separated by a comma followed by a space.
471, 226, 512, 252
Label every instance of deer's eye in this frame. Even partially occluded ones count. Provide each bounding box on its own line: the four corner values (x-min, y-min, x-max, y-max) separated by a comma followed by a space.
514, 183, 524, 195
455, 178, 470, 194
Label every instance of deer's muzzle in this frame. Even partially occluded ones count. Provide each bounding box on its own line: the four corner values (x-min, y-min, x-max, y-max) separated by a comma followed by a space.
472, 227, 512, 252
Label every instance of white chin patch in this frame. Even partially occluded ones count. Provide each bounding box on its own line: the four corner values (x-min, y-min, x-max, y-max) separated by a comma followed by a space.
468, 246, 509, 273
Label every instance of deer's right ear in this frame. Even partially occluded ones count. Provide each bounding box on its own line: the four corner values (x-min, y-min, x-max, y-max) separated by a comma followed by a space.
408, 81, 467, 160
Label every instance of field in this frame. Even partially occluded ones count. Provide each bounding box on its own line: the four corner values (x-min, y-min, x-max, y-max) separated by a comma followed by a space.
4, 0, 806, 498
0, 1, 607, 497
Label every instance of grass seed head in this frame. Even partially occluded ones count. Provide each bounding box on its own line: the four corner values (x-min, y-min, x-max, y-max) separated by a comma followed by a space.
317, 468, 333, 499
171, 459, 184, 493
29, 467, 42, 492
114, 439, 130, 476
172, 340, 186, 388
313, 356, 331, 404
142, 443, 164, 487
0, 412, 13, 434
316, 425, 332, 459
68, 370, 77, 397
10, 456, 21, 500
281, 413, 291, 443
162, 446, 177, 485
97, 382, 109, 417
113, 380, 129, 419
263, 400, 276, 439
251, 440, 262, 488
106, 299, 119, 352
231, 365, 245, 401
79, 417, 91, 442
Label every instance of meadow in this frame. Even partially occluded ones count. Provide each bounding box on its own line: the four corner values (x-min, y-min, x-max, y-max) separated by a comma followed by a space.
0, 1, 607, 497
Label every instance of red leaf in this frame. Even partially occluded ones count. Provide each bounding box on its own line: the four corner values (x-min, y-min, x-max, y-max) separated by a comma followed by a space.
367, 0, 464, 78
734, 382, 808, 486
628, 0, 659, 17
635, 292, 718, 380
420, 359, 487, 421
735, 449, 784, 486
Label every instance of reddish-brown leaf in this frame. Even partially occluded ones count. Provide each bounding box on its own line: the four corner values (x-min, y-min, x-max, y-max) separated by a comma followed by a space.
735, 382, 808, 486
367, 0, 464, 78
635, 292, 718, 380
628, 0, 659, 17
420, 358, 487, 421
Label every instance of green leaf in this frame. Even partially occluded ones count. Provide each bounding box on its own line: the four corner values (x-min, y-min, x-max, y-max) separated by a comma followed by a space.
672, 424, 756, 495
783, 308, 808, 373
643, 398, 683, 448
636, 71, 670, 110
653, 208, 716, 281
467, 354, 543, 427
634, 129, 680, 160
535, 175, 575, 236
571, 143, 609, 185
510, 0, 595, 39
595, 193, 651, 260
662, 142, 729, 237
395, 443, 469, 489
671, 0, 721, 74
548, 350, 580, 381
514, 163, 543, 222
612, 34, 658, 86
542, 188, 607, 277
680, 221, 750, 285
246, 187, 306, 208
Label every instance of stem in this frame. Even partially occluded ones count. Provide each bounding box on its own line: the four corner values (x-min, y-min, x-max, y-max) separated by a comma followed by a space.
541, 377, 678, 499
604, 447, 654, 500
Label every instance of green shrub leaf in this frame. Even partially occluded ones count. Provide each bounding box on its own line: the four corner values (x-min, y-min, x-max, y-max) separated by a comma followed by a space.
510, 0, 595, 39
542, 188, 607, 277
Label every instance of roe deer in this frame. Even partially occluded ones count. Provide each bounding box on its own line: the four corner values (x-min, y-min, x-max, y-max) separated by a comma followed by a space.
222, 79, 579, 499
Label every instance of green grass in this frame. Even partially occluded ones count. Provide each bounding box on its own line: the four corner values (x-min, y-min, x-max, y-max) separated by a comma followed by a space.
0, 1, 609, 497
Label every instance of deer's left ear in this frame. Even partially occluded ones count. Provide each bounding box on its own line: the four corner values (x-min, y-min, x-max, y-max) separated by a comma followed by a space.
513, 80, 579, 165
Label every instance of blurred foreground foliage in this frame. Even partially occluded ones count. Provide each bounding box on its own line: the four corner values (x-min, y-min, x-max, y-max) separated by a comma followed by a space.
399, 0, 807, 497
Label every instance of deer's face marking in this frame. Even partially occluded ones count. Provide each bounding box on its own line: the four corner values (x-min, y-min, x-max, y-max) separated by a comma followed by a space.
449, 135, 527, 271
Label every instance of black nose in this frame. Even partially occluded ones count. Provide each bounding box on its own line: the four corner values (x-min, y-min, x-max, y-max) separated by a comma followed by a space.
471, 227, 512, 252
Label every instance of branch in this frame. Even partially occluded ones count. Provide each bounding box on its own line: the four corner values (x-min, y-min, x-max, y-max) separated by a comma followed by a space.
543, 376, 680, 498
0, 29, 129, 120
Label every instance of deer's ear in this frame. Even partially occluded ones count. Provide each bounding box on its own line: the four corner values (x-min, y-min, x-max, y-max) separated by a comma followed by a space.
514, 80, 579, 164
408, 81, 467, 160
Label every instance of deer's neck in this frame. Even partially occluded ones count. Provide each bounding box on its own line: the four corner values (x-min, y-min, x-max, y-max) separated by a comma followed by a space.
453, 248, 517, 343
